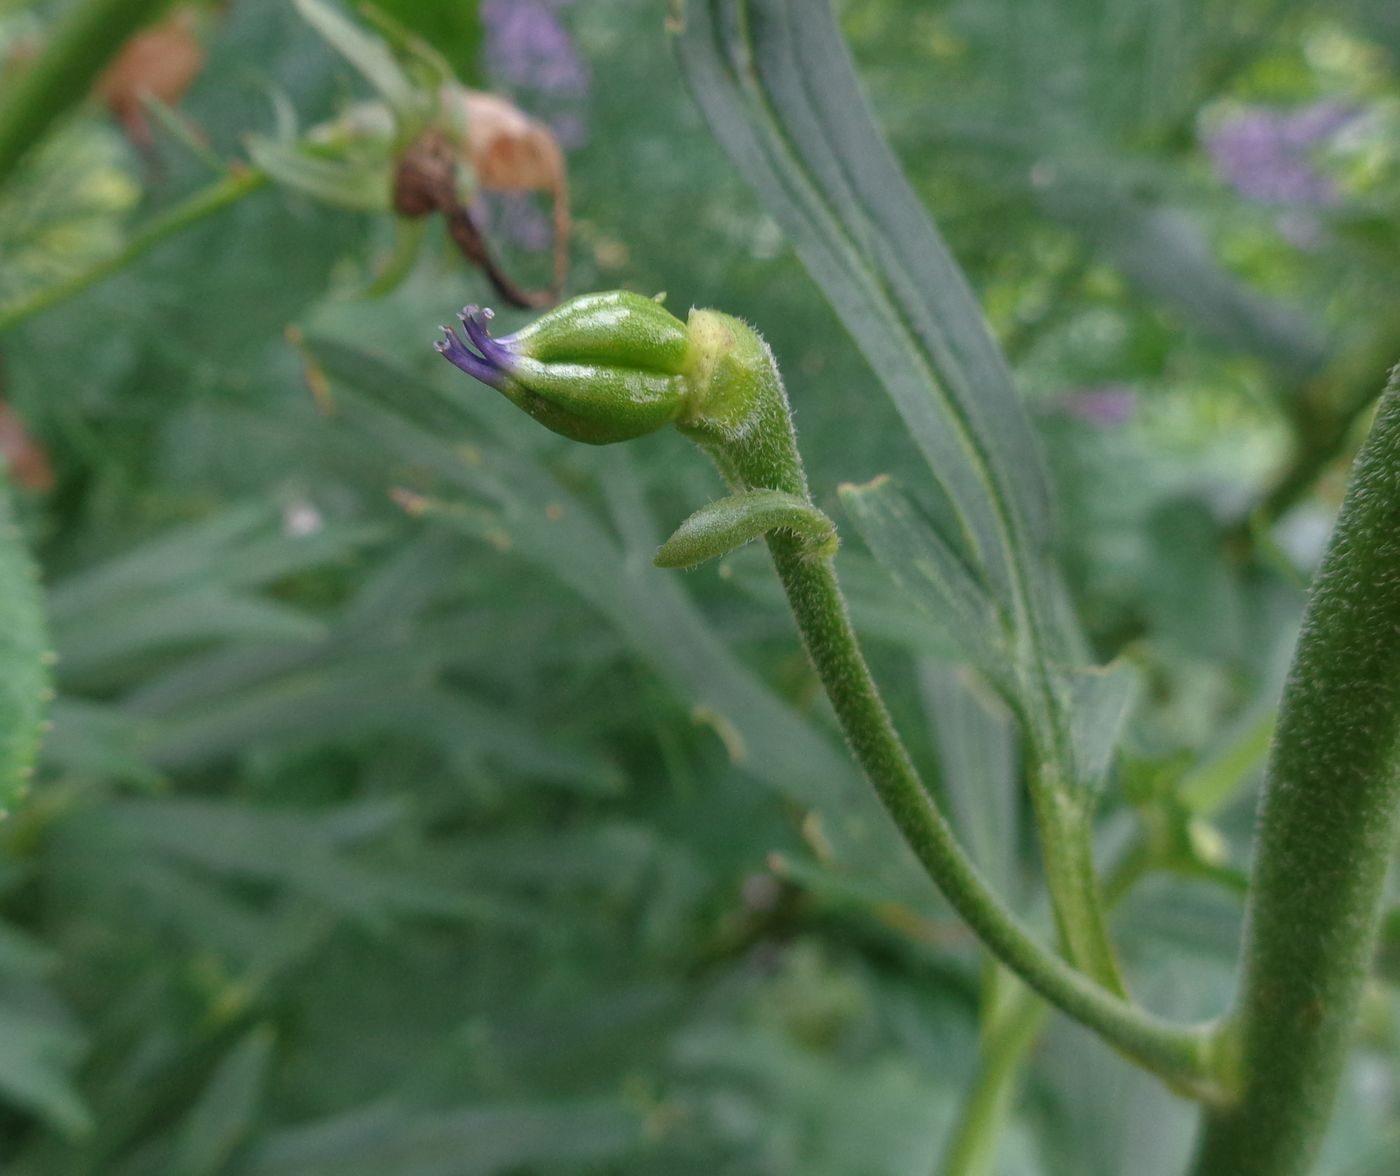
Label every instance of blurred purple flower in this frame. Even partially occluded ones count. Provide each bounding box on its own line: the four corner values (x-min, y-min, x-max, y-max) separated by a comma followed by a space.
481, 193, 553, 253
1062, 385, 1137, 428
480, 0, 588, 252
1204, 101, 1359, 207
481, 0, 589, 99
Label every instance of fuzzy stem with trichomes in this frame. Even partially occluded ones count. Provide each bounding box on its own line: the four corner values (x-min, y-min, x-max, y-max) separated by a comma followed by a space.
671, 0, 1122, 996
433, 293, 1222, 1092
1190, 371, 1400, 1175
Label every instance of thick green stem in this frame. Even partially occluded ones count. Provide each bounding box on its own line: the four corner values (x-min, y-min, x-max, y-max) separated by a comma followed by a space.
0, 0, 173, 189
0, 167, 268, 333
762, 529, 1216, 1090
1191, 374, 1400, 1175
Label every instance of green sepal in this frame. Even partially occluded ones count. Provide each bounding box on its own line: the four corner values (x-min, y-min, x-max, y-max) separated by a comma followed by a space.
501, 364, 689, 446
655, 490, 837, 569
509, 291, 692, 374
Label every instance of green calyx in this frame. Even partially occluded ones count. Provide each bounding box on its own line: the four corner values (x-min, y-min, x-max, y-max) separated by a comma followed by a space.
450, 291, 789, 458
509, 290, 694, 372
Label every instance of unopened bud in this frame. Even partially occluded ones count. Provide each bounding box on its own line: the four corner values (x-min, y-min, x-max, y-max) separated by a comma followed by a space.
436, 291, 694, 444
434, 291, 803, 496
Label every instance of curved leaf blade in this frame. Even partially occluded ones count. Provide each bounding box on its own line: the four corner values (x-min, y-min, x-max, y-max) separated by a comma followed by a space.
655, 489, 836, 568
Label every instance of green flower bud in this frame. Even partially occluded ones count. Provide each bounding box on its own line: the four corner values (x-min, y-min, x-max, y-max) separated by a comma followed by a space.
436, 291, 696, 445
434, 290, 805, 497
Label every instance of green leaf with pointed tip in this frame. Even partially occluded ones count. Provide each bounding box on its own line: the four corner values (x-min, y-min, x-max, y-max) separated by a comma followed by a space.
170, 1025, 275, 1176
1067, 660, 1138, 795
655, 490, 836, 568
0, 481, 49, 811
246, 136, 392, 213
839, 475, 1013, 699
243, 1100, 639, 1176
919, 662, 1020, 897
0, 995, 90, 1136
293, 0, 420, 125
673, 0, 1056, 616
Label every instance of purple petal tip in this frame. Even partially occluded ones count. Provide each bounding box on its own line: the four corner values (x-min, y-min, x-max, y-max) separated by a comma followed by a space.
435, 311, 514, 389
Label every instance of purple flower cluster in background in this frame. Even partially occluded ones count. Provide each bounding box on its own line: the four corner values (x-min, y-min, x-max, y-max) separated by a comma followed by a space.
479, 0, 590, 252
1060, 385, 1137, 428
481, 0, 589, 109
1204, 100, 1358, 207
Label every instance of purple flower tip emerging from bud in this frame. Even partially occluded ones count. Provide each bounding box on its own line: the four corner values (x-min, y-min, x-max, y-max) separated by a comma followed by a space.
434, 306, 516, 390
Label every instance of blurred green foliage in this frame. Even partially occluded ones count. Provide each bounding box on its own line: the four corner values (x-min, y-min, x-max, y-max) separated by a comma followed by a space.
0, 0, 1396, 1174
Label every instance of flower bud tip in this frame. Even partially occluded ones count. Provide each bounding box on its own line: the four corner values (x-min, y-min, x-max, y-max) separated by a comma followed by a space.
435, 305, 512, 389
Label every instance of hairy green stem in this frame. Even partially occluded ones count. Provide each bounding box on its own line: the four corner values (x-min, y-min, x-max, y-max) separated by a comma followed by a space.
0, 0, 173, 189
434, 295, 1217, 1090
0, 167, 267, 333
1191, 374, 1400, 1175
761, 528, 1216, 1089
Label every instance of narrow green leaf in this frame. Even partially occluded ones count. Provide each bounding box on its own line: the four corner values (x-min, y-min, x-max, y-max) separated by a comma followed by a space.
655, 489, 836, 568
919, 662, 1020, 897
839, 475, 1012, 697
170, 1025, 276, 1176
1066, 661, 1138, 794
245, 137, 392, 213
0, 482, 50, 810
244, 1100, 639, 1176
0, 996, 90, 1136
673, 0, 1054, 608
1177, 709, 1276, 816
293, 0, 419, 123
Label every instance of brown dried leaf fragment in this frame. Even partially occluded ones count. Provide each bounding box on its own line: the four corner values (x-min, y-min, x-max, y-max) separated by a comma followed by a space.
97, 7, 206, 168
393, 89, 572, 308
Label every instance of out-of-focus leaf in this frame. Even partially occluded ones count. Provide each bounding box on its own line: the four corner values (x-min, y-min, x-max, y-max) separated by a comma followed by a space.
671, 1026, 950, 1176
40, 699, 158, 787
294, 0, 418, 124
1035, 173, 1330, 380
169, 1024, 275, 1176
0, 985, 89, 1136
242, 1100, 640, 1176
1176, 708, 1275, 816
365, 0, 481, 81
0, 480, 50, 809
0, 922, 51, 976
56, 587, 325, 678
49, 505, 380, 616
97, 797, 528, 929
246, 136, 391, 212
